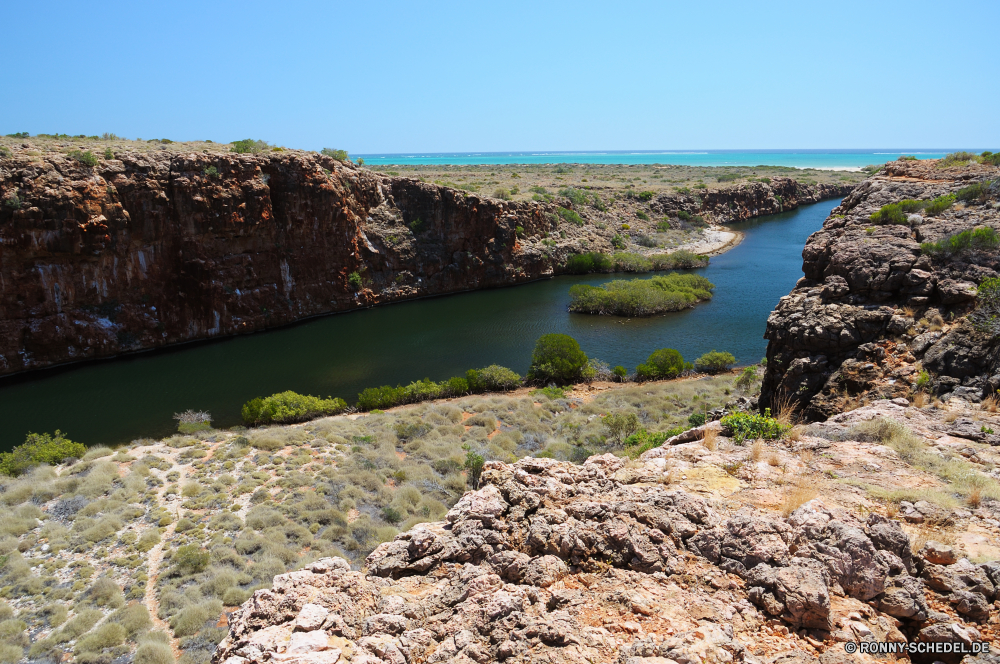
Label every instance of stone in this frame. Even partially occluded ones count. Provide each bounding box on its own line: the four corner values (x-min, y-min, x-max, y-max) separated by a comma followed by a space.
522, 555, 569, 587
919, 540, 958, 565
294, 604, 328, 632
286, 631, 330, 654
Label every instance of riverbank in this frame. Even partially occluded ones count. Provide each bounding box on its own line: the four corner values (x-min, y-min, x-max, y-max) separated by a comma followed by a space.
0, 197, 842, 447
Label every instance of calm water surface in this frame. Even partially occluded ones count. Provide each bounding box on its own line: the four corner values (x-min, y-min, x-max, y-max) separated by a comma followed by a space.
0, 199, 841, 448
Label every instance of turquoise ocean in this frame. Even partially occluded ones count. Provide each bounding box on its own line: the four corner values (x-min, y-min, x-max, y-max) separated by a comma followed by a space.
354, 149, 971, 169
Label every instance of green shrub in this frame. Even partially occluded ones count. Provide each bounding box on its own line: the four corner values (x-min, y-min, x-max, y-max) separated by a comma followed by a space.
557, 188, 589, 206
720, 409, 786, 443
135, 639, 175, 664
466, 365, 522, 392
68, 150, 98, 166
649, 250, 708, 270
348, 271, 363, 290
465, 451, 485, 490
203, 166, 219, 178
409, 217, 426, 233
688, 412, 706, 427
0, 430, 85, 476
957, 180, 994, 204
982, 151, 1000, 166
103, 147, 114, 160
610, 234, 627, 249
613, 365, 627, 381
603, 412, 639, 445
622, 427, 685, 458
921, 226, 999, 255
222, 588, 252, 606
612, 252, 650, 272
923, 194, 955, 215
75, 622, 126, 655
939, 151, 980, 168
972, 276, 1000, 336
241, 391, 347, 425
446, 376, 469, 395
230, 139, 271, 154
527, 334, 590, 385
2, 192, 20, 209
85, 577, 125, 608
171, 545, 209, 575
556, 207, 584, 226
321, 148, 349, 161
356, 385, 406, 411
568, 274, 714, 317
869, 203, 908, 225
532, 386, 567, 400
636, 190, 655, 201
636, 348, 686, 381
695, 350, 736, 373
564, 252, 614, 274
734, 365, 760, 393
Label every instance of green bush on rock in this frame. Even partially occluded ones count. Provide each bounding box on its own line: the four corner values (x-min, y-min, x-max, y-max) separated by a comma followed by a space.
720, 409, 787, 443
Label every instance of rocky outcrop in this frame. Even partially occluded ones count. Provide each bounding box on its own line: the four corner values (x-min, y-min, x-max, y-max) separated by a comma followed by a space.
212, 451, 997, 664
761, 159, 1000, 418
652, 178, 853, 225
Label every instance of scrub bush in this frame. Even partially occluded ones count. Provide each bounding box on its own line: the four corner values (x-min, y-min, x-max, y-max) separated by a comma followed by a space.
923, 194, 955, 215
174, 410, 212, 434
0, 430, 85, 476
464, 452, 485, 490
921, 226, 999, 255
869, 203, 908, 225
556, 207, 584, 226
321, 148, 349, 160
527, 334, 590, 385
972, 277, 1000, 336
603, 412, 639, 445
68, 150, 98, 166
230, 139, 271, 154
720, 409, 787, 443
694, 350, 736, 373
636, 348, 687, 381
466, 365, 521, 392
171, 545, 209, 576
241, 391, 347, 425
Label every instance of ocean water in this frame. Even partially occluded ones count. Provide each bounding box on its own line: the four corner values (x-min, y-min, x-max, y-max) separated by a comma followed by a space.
355, 149, 966, 170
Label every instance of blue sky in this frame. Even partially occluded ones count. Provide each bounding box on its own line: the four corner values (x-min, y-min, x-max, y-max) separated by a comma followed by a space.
2, 0, 997, 153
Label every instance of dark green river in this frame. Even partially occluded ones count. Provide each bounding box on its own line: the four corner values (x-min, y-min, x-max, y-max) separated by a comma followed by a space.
0, 199, 840, 448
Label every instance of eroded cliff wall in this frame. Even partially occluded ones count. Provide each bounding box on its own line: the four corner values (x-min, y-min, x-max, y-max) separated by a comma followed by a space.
761, 159, 1000, 419
0, 150, 851, 376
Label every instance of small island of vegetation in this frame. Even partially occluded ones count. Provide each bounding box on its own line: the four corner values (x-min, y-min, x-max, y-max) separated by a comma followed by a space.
568, 273, 715, 317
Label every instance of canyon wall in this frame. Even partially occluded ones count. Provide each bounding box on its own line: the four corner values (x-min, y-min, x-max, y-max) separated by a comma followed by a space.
0, 150, 849, 376
761, 159, 1000, 419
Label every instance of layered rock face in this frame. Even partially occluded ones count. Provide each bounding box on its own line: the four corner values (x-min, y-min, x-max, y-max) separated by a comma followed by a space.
652, 178, 852, 225
761, 160, 1000, 419
213, 448, 996, 664
0, 151, 570, 375
0, 151, 851, 377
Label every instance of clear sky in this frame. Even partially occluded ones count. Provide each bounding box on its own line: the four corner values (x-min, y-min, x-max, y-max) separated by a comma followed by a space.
2, 0, 997, 154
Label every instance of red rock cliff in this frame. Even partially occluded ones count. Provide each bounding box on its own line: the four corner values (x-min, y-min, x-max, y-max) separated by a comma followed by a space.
0, 151, 566, 375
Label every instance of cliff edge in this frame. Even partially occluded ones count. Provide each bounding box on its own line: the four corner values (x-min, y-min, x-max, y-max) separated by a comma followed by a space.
761, 158, 1000, 419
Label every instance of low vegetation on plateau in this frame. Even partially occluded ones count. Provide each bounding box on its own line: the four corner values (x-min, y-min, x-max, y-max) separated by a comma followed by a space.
568, 273, 714, 316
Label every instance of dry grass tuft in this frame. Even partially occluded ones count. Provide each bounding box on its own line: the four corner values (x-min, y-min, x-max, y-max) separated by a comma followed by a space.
750, 439, 765, 463
786, 425, 806, 443
912, 392, 929, 408
798, 448, 814, 466
967, 484, 983, 508
943, 411, 959, 423
981, 394, 999, 413
766, 450, 782, 467
902, 306, 916, 318
701, 427, 718, 451
771, 393, 798, 426
781, 486, 818, 518
885, 502, 899, 518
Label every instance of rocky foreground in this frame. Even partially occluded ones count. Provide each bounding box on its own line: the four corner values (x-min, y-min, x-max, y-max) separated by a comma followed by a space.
214, 399, 1000, 664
